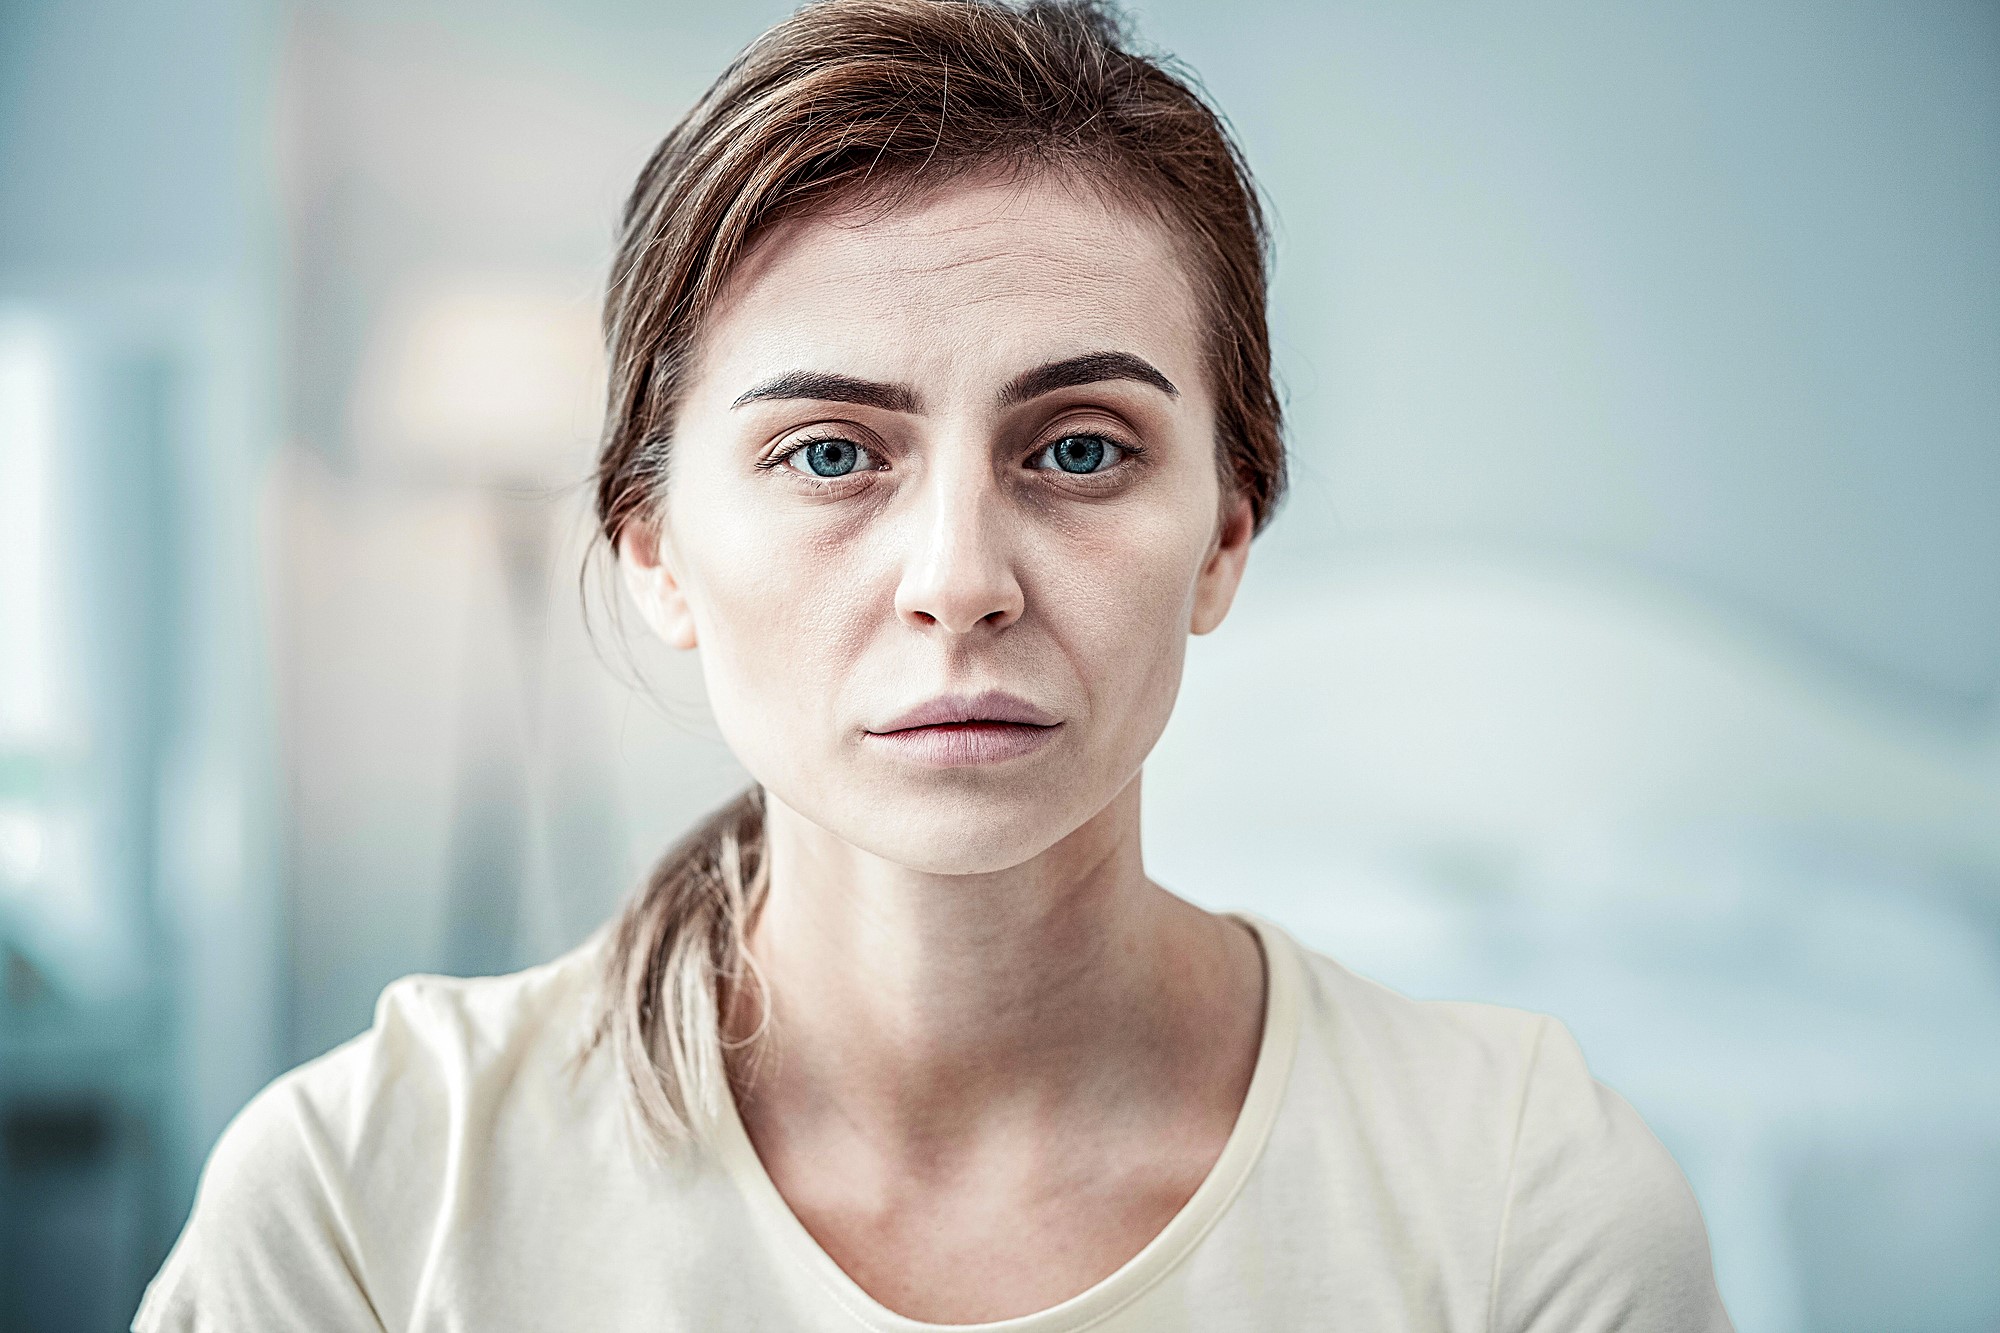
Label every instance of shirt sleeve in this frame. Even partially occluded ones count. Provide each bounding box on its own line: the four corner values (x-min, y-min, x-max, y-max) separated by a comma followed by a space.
133, 1069, 389, 1333
1488, 1018, 1734, 1333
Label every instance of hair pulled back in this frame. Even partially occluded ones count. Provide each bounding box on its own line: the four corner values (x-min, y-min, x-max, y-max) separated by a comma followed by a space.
588, 0, 1285, 1150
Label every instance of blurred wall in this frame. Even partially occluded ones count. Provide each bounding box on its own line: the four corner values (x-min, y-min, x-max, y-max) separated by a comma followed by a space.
0, 0, 284, 1325
1147, 0, 2000, 712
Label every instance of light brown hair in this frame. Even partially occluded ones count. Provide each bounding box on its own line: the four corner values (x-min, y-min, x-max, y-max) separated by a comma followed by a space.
587, 0, 1286, 1149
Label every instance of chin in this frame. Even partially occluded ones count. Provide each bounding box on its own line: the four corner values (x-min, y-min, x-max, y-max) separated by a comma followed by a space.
832, 783, 1099, 876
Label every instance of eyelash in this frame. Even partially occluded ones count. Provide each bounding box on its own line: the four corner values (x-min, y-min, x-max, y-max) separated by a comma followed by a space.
759, 429, 883, 483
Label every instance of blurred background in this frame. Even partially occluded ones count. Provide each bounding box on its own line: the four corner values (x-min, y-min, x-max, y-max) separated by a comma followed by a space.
1, 0, 1995, 1327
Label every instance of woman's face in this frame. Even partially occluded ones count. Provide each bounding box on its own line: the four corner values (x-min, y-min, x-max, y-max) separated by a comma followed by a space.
621, 171, 1254, 874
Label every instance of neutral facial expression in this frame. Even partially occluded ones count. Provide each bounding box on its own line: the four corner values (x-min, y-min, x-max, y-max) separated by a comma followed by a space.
621, 171, 1254, 873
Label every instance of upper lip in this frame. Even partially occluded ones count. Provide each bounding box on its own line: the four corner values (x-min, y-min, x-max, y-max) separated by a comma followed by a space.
870, 689, 1061, 733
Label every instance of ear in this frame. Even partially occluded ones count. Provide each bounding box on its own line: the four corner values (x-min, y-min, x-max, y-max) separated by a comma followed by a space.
1189, 492, 1255, 636
617, 519, 699, 651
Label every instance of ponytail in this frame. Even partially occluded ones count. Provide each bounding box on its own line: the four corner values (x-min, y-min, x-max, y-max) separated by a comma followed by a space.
587, 786, 770, 1151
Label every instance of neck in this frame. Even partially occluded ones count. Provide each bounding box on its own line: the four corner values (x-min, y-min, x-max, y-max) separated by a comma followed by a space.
732, 778, 1250, 1141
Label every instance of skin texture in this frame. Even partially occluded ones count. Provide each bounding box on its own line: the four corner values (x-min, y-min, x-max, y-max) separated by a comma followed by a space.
619, 170, 1265, 1323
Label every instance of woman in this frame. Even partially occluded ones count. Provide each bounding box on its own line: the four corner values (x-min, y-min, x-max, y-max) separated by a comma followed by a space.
138, 1, 1732, 1329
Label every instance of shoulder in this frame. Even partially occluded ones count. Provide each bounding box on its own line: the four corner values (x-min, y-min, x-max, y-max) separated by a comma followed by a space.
351, 938, 606, 1085
1280, 928, 1553, 1114
1491, 1018, 1732, 1331
135, 942, 609, 1333
261, 939, 605, 1174
1262, 924, 1731, 1330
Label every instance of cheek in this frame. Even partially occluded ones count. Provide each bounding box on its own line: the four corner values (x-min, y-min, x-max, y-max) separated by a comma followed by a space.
671, 489, 881, 729
1033, 499, 1210, 720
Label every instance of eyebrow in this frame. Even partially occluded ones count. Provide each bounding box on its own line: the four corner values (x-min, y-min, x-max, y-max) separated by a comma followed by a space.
999, 351, 1178, 407
731, 371, 919, 413
727, 350, 1178, 415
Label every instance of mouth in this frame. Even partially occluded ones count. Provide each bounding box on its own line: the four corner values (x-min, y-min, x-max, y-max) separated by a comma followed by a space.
865, 689, 1062, 767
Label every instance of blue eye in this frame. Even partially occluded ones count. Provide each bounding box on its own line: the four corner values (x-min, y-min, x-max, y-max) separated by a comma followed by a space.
786, 437, 870, 478
1037, 434, 1124, 474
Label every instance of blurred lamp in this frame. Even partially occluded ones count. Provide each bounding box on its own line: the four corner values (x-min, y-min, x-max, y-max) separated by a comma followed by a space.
350, 275, 605, 489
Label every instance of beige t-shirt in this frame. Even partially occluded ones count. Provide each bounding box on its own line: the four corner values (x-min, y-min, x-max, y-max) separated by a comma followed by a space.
135, 914, 1731, 1332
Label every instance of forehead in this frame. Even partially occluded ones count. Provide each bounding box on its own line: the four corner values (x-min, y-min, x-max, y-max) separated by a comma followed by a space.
693, 172, 1206, 395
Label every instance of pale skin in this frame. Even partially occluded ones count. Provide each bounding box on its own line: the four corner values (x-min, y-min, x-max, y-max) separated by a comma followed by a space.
619, 170, 1265, 1323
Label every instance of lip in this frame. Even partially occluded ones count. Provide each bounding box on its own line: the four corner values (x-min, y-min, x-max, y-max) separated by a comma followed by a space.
864, 690, 1062, 768
871, 689, 1061, 733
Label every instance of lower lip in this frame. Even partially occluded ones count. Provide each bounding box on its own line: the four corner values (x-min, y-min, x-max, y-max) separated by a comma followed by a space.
864, 721, 1060, 767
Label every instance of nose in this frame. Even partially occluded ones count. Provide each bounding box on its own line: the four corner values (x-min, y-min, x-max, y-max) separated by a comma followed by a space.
893, 470, 1024, 635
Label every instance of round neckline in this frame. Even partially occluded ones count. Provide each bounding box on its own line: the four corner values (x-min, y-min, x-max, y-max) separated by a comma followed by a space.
710, 911, 1304, 1333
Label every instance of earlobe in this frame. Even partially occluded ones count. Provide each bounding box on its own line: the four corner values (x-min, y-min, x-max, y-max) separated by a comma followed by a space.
617, 523, 700, 651
1189, 493, 1255, 636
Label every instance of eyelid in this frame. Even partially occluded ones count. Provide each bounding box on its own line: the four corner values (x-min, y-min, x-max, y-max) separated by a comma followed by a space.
1030, 403, 1144, 448
1043, 425, 1139, 450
